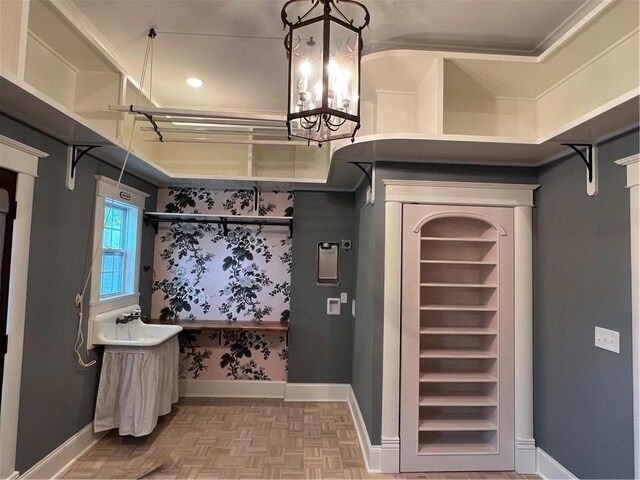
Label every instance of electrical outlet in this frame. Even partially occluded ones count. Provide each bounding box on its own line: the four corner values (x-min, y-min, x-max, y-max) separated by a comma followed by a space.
340, 292, 348, 303
327, 298, 341, 315
595, 326, 620, 354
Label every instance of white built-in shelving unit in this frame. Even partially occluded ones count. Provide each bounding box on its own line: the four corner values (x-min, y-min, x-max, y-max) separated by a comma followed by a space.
0, 0, 331, 186
332, 0, 639, 166
1, 0, 638, 187
417, 220, 500, 458
401, 204, 515, 472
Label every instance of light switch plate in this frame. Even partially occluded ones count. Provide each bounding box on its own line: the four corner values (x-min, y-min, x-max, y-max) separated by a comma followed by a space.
340, 292, 348, 304
352, 299, 356, 318
327, 298, 341, 315
595, 326, 620, 353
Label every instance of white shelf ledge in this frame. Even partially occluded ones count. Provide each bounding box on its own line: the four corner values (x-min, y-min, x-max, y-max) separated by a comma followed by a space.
421, 237, 496, 243
420, 305, 497, 312
420, 327, 498, 335
420, 350, 497, 359
420, 373, 497, 383
419, 396, 497, 407
419, 419, 497, 432
420, 283, 498, 289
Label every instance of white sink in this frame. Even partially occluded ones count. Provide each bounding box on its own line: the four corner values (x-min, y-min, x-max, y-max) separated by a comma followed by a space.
90, 305, 182, 347
96, 319, 182, 347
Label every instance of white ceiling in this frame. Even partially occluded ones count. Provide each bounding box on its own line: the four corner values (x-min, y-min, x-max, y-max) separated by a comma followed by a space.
72, 0, 601, 114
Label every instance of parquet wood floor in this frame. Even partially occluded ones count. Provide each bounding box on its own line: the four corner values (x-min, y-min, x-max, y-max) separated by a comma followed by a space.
61, 398, 540, 480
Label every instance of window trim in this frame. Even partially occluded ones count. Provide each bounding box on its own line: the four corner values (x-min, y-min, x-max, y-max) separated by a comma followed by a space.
89, 176, 149, 318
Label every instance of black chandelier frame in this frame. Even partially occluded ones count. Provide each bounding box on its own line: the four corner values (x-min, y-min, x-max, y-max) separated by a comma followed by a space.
281, 0, 370, 145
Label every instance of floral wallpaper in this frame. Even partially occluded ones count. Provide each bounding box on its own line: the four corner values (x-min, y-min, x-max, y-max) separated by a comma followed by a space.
178, 329, 287, 381
151, 188, 292, 380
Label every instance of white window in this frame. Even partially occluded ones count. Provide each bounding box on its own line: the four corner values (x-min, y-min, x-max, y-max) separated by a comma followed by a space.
90, 176, 149, 314
100, 201, 134, 299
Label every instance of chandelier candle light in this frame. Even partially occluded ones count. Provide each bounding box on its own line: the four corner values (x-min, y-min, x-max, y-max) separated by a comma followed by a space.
281, 0, 370, 145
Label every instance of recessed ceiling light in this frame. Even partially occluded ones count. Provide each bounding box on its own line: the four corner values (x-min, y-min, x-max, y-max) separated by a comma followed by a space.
186, 77, 204, 88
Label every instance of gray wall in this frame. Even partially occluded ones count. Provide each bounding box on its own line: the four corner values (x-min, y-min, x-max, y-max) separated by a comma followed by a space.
534, 129, 637, 479
352, 183, 376, 442
352, 162, 538, 444
288, 191, 357, 383
0, 114, 157, 473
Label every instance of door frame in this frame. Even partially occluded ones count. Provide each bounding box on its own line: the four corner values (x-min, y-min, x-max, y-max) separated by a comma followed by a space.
615, 154, 640, 480
380, 180, 539, 474
0, 167, 17, 408
0, 135, 47, 480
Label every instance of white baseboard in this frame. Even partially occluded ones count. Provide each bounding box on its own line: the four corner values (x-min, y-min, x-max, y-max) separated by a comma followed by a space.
7, 472, 19, 480
284, 383, 350, 401
179, 379, 286, 398
381, 436, 400, 473
19, 423, 105, 479
516, 437, 537, 474
537, 448, 577, 480
347, 386, 381, 472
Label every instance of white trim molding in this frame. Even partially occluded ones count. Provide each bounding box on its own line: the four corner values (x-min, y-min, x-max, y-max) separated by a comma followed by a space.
516, 438, 537, 474
615, 153, 640, 480
348, 386, 381, 472
179, 380, 286, 398
0, 137, 47, 480
536, 448, 578, 480
284, 383, 350, 402
0, 135, 47, 174
382, 180, 538, 473
382, 180, 539, 207
19, 423, 105, 480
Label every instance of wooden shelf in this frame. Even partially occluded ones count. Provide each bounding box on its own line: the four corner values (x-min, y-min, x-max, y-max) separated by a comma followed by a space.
144, 212, 292, 229
421, 283, 497, 288
420, 305, 497, 312
420, 372, 497, 383
421, 237, 496, 243
418, 443, 497, 455
419, 396, 497, 407
420, 349, 497, 359
420, 327, 497, 335
148, 319, 289, 332
419, 419, 497, 432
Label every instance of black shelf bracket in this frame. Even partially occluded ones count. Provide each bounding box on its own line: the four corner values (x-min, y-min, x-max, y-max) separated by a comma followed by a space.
71, 145, 99, 179
144, 218, 159, 234
349, 161, 373, 189
349, 161, 375, 203
562, 143, 598, 196
253, 186, 259, 213
66, 145, 101, 191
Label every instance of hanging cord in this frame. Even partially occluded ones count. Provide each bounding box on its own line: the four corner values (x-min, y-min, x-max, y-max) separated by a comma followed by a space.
74, 31, 155, 367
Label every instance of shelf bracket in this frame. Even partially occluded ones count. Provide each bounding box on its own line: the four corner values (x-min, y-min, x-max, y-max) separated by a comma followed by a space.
144, 218, 159, 234
349, 161, 375, 204
562, 143, 598, 196
253, 186, 259, 213
66, 145, 100, 191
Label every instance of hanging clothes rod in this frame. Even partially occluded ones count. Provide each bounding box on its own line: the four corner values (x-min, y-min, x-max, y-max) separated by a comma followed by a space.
109, 105, 287, 123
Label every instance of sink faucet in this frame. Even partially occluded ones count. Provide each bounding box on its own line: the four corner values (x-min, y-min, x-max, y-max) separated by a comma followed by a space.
115, 309, 145, 325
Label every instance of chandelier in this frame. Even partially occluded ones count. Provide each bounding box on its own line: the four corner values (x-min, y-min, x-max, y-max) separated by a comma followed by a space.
281, 0, 370, 146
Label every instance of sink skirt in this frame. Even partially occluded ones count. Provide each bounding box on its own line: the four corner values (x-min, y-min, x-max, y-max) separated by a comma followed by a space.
94, 335, 179, 436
